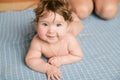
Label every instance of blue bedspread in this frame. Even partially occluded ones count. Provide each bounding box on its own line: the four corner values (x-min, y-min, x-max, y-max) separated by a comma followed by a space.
0, 5, 120, 80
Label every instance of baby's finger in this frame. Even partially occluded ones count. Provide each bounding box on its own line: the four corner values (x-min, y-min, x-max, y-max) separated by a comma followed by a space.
54, 74, 60, 80
47, 75, 51, 80
57, 72, 61, 78
51, 74, 55, 80
48, 58, 54, 63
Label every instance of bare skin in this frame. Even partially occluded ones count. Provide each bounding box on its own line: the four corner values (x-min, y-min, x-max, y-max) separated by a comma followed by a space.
68, 12, 83, 36
70, 0, 118, 19
70, 0, 93, 19
25, 12, 82, 80
94, 0, 118, 19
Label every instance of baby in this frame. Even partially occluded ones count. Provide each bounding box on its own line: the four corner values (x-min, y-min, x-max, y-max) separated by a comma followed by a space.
25, 0, 83, 80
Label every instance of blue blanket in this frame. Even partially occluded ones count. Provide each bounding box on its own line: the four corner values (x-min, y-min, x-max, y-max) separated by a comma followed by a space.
0, 5, 120, 80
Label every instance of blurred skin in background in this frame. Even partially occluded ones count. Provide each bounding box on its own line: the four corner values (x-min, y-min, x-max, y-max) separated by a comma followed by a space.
70, 0, 118, 19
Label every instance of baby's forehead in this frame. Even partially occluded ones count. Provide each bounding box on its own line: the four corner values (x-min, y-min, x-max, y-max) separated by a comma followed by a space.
39, 11, 66, 22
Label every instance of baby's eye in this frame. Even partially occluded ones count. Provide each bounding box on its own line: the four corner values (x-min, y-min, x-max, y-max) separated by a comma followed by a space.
42, 23, 48, 26
56, 24, 62, 27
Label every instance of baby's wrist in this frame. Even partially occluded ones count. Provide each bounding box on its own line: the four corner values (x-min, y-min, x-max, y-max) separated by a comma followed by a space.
45, 63, 52, 73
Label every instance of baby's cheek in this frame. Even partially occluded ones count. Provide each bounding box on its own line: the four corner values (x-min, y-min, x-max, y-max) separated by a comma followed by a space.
38, 29, 46, 36
59, 30, 67, 37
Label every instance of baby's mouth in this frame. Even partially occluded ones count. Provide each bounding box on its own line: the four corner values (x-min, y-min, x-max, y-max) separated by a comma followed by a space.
47, 35, 56, 39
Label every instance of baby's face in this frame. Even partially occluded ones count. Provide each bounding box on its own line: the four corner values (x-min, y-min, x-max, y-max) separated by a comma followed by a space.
36, 12, 68, 44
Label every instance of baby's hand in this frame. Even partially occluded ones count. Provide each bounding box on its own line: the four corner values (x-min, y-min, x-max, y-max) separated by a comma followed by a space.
46, 65, 61, 80
48, 56, 62, 67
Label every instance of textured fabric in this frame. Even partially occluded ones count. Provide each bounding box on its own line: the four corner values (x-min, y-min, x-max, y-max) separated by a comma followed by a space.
0, 6, 120, 80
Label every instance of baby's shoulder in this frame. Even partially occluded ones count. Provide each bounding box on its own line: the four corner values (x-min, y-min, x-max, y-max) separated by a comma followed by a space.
30, 34, 44, 47
32, 35, 41, 43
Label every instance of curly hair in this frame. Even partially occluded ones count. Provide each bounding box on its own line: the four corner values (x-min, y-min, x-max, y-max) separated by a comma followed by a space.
34, 0, 72, 23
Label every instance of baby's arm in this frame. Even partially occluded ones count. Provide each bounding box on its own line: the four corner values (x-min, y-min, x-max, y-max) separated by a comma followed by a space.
48, 54, 82, 67
49, 35, 83, 67
25, 35, 61, 80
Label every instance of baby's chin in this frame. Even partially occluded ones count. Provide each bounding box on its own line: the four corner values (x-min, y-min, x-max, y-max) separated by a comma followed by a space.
46, 39, 59, 44
45, 37, 64, 44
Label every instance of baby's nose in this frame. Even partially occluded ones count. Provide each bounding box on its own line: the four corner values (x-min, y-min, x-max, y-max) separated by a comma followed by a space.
48, 26, 56, 33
